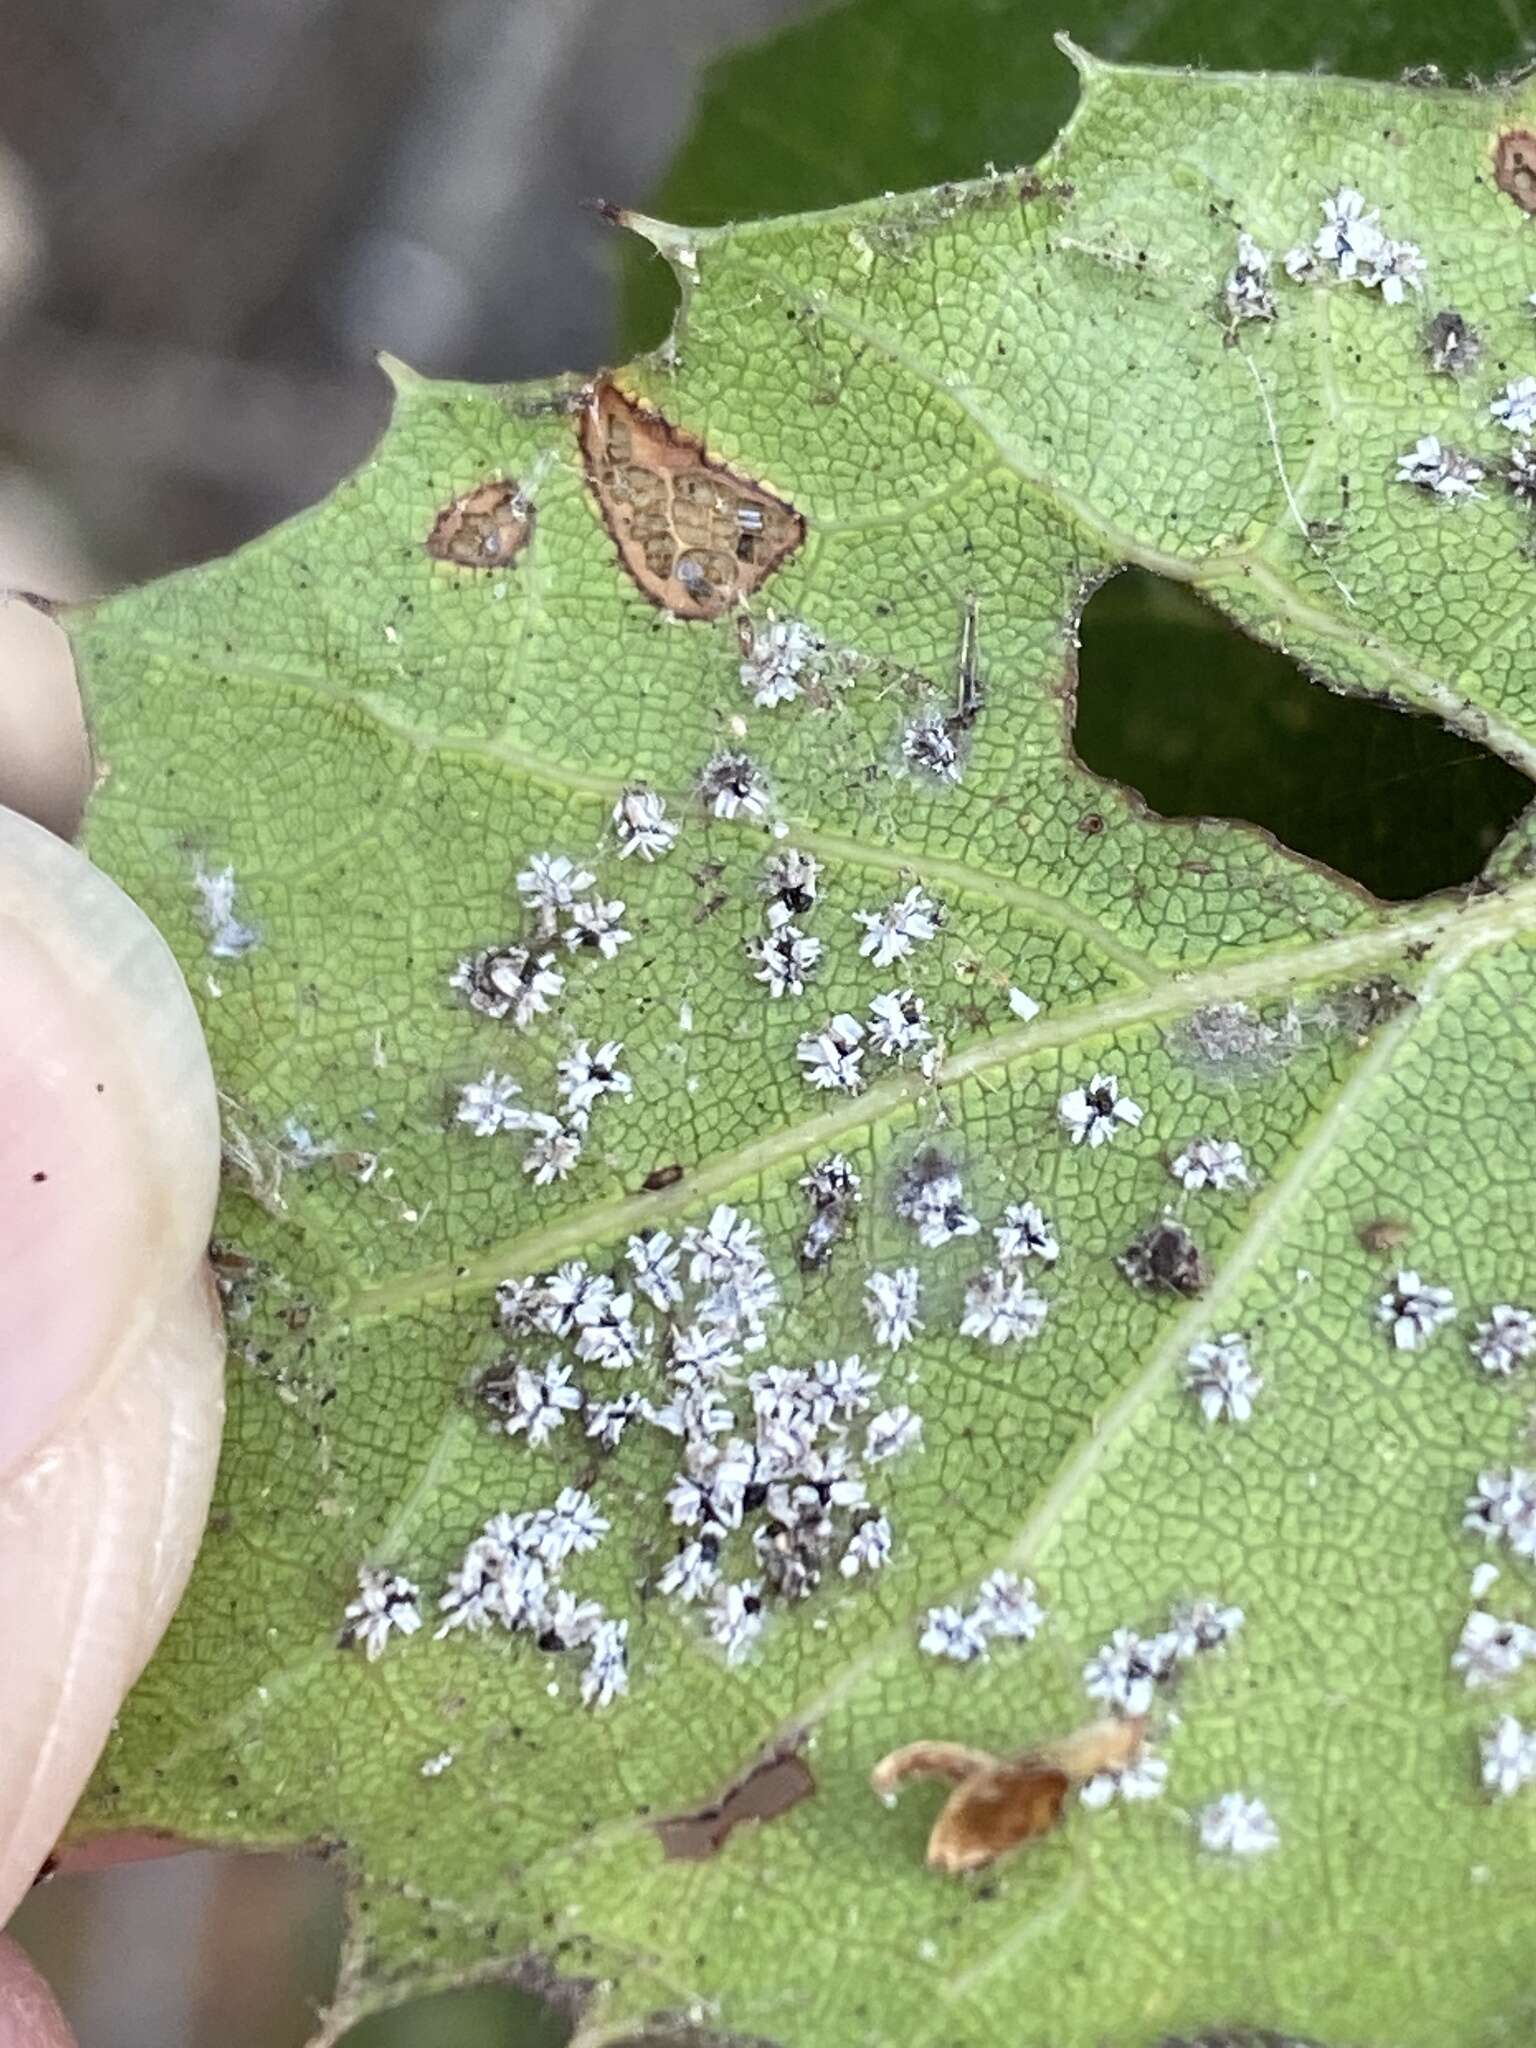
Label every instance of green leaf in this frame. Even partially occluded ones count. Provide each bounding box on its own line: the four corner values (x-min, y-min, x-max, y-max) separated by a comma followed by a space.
72, 46, 1536, 2048
623, 0, 1534, 352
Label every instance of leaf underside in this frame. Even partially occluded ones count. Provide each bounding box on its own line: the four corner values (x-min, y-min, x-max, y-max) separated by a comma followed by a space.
71, 48, 1536, 2048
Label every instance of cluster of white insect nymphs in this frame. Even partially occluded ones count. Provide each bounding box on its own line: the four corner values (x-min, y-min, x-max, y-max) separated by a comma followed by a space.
1376, 1269, 1457, 1352
749, 846, 822, 998
794, 880, 950, 1089
902, 708, 962, 784
1481, 1715, 1536, 1799
799, 1151, 862, 1269
1393, 353, 1536, 509
471, 1200, 929, 1682
1242, 197, 1516, 522
1185, 1332, 1262, 1424
1077, 1598, 1247, 1817
341, 1565, 424, 1661
1057, 1072, 1143, 1147
882, 1153, 1064, 1355
1281, 188, 1427, 302
1462, 1469, 1536, 1797
1082, 1597, 1245, 1718
1198, 1791, 1281, 1856
699, 750, 770, 821
792, 884, 947, 1094
796, 994, 938, 1092
1398, 344, 1536, 515
1395, 436, 1485, 501
739, 615, 827, 708
1465, 1467, 1536, 1563
853, 884, 942, 969
1169, 1135, 1250, 1192
429, 1493, 627, 1708
918, 1568, 1046, 1664
1451, 1608, 1536, 1690
1222, 232, 1275, 326
794, 876, 950, 1089
451, 842, 646, 1184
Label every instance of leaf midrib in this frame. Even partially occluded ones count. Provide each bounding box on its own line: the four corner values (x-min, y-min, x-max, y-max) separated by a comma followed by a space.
348, 881, 1525, 1318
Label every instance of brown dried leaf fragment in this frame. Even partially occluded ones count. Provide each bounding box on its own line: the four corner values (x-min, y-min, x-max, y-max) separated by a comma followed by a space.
1494, 129, 1536, 212
873, 1716, 1145, 1875
579, 380, 805, 619
870, 1741, 999, 1797
656, 1743, 815, 1861
426, 480, 535, 569
926, 1761, 1070, 1874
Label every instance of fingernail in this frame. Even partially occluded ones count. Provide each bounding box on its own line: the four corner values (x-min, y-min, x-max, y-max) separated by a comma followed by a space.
0, 807, 219, 1472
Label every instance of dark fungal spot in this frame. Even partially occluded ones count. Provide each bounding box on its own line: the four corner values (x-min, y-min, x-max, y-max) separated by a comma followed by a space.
1117, 1219, 1208, 1297
1424, 308, 1481, 377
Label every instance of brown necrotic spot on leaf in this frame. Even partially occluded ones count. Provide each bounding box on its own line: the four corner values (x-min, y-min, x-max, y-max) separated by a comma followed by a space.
425, 480, 534, 569
1495, 129, 1536, 211
1357, 1216, 1412, 1254
655, 1741, 815, 1860
579, 380, 805, 619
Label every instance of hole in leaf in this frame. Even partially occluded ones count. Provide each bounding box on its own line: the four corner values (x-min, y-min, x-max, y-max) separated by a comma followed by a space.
9, 1849, 345, 2048
1154, 2033, 1330, 2048
337, 1983, 570, 2048
1074, 570, 1533, 901
656, 1743, 815, 1860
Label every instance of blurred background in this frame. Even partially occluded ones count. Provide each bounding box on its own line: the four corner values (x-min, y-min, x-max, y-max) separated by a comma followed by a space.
0, 0, 819, 593
2, 0, 1534, 2040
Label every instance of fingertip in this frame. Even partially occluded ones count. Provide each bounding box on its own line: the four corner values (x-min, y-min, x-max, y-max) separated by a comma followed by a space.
0, 1937, 74, 2048
0, 805, 221, 1471
0, 808, 225, 1917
